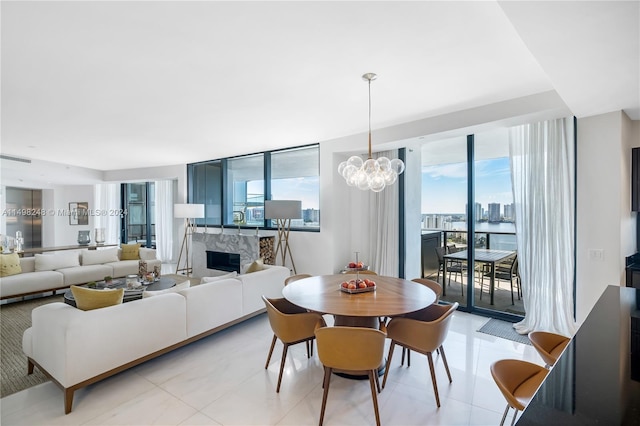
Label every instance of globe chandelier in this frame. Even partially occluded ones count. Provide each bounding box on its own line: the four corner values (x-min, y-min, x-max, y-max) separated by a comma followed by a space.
337, 73, 405, 192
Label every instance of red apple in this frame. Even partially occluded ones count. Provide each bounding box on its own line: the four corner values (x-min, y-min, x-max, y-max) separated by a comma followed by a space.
356, 261, 364, 268
348, 283, 357, 289
348, 262, 357, 268
367, 280, 376, 287
358, 282, 367, 289
341, 282, 349, 288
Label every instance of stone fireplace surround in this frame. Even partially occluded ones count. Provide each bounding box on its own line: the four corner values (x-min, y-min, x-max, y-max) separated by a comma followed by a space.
192, 232, 275, 278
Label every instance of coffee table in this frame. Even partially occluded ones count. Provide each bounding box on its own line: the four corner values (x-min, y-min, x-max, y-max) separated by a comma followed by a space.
63, 276, 177, 307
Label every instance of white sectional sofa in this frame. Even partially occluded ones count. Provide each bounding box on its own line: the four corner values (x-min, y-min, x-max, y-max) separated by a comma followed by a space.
0, 247, 161, 300
22, 264, 290, 414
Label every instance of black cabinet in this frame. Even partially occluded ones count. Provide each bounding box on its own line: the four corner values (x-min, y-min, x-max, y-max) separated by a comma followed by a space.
421, 232, 442, 278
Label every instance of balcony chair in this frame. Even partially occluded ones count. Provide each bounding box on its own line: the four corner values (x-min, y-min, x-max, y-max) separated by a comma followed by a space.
435, 246, 465, 296
262, 296, 326, 392
528, 331, 570, 368
480, 254, 520, 304
315, 323, 387, 426
490, 359, 548, 426
381, 302, 459, 408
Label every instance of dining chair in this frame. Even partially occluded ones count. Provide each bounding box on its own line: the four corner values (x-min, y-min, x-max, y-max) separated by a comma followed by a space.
284, 273, 312, 286
315, 324, 387, 426
356, 270, 378, 275
381, 302, 459, 408
490, 359, 548, 426
262, 295, 326, 392
480, 254, 520, 304
410, 278, 443, 302
528, 331, 570, 368
435, 246, 465, 296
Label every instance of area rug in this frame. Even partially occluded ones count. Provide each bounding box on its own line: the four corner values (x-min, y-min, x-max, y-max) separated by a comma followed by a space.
1, 295, 62, 397
477, 318, 531, 345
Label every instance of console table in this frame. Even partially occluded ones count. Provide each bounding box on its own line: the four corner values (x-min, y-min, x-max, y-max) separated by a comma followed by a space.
18, 244, 118, 257
517, 285, 640, 424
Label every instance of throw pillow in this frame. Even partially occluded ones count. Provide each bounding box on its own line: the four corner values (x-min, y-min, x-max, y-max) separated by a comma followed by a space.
0, 253, 22, 277
142, 280, 191, 298
35, 252, 80, 271
200, 271, 238, 284
71, 286, 124, 311
80, 248, 119, 266
244, 258, 265, 274
120, 243, 141, 260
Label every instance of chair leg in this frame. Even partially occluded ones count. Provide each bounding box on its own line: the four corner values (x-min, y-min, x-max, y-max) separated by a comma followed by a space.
499, 404, 510, 426
368, 370, 381, 426
265, 334, 277, 369
510, 278, 515, 305
319, 366, 332, 426
427, 352, 441, 408
407, 349, 411, 367
276, 343, 289, 393
382, 341, 396, 389
439, 345, 452, 383
401, 347, 406, 366
374, 369, 381, 393
510, 408, 519, 426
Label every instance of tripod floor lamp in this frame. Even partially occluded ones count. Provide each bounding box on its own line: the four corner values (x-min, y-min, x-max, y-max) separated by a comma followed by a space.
174, 203, 205, 276
264, 200, 301, 274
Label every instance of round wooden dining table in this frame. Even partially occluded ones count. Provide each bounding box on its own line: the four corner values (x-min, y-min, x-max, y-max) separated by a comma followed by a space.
282, 274, 436, 327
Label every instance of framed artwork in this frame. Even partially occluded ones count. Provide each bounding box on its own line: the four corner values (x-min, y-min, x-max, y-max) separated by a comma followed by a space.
69, 202, 89, 225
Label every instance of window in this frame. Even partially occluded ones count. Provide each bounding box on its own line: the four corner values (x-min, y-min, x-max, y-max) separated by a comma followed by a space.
270, 145, 320, 228
187, 144, 320, 230
121, 182, 155, 248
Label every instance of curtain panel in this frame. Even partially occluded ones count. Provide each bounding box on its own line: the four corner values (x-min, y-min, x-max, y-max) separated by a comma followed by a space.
509, 117, 576, 336
154, 180, 174, 262
93, 183, 120, 245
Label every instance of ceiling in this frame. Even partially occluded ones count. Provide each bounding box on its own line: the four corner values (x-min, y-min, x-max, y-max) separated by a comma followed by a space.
1, 1, 638, 175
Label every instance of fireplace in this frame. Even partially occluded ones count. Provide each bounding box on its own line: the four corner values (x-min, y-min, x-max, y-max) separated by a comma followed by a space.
206, 250, 241, 274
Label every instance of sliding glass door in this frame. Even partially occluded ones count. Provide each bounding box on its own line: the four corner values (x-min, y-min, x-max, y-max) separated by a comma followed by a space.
121, 182, 155, 248
421, 129, 522, 320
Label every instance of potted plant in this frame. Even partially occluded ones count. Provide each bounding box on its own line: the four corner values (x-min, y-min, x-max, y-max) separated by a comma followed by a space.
87, 281, 96, 288
103, 276, 113, 285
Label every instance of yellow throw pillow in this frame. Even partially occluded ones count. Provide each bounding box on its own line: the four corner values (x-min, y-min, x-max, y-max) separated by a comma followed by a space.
71, 286, 124, 311
245, 258, 265, 274
120, 243, 141, 260
0, 253, 22, 277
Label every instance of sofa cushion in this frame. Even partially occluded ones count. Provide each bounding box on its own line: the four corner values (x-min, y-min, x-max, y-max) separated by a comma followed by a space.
58, 264, 113, 286
142, 280, 190, 298
81, 248, 119, 266
200, 271, 238, 284
244, 258, 265, 274
120, 244, 140, 260
0, 270, 64, 299
35, 252, 80, 271
71, 286, 124, 311
0, 253, 22, 277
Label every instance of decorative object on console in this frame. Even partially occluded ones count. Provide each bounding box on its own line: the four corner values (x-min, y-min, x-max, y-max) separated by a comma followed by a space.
94, 227, 105, 245
14, 231, 23, 253
264, 200, 301, 274
77, 230, 91, 245
174, 203, 205, 276
337, 73, 404, 192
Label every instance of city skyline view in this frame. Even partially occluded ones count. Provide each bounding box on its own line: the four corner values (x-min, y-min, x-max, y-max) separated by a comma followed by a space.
421, 157, 514, 215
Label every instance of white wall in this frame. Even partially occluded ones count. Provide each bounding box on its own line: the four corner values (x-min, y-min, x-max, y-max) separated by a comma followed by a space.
575, 111, 636, 323
51, 185, 96, 246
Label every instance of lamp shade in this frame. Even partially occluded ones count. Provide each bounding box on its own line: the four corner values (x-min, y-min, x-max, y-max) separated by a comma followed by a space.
174, 203, 205, 219
264, 200, 302, 220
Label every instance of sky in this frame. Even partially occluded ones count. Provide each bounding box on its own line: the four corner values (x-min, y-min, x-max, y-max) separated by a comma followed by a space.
422, 157, 514, 214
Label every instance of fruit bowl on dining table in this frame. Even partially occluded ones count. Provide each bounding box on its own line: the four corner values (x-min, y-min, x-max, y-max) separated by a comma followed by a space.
345, 261, 369, 271
340, 278, 376, 294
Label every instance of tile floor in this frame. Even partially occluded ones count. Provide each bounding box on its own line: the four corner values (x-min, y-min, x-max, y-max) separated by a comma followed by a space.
0, 307, 541, 426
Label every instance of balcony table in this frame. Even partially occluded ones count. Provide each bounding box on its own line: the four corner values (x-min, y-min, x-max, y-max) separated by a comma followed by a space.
443, 249, 515, 305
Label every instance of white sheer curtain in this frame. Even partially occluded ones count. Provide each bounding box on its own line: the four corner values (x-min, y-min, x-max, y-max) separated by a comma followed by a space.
154, 180, 174, 262
509, 117, 576, 337
94, 184, 120, 244
368, 150, 400, 276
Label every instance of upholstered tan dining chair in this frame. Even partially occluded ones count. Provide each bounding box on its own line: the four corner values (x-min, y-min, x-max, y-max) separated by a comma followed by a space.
262, 295, 326, 392
284, 273, 311, 286
381, 302, 458, 408
315, 324, 387, 426
490, 359, 548, 426
528, 331, 570, 368
411, 278, 443, 302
